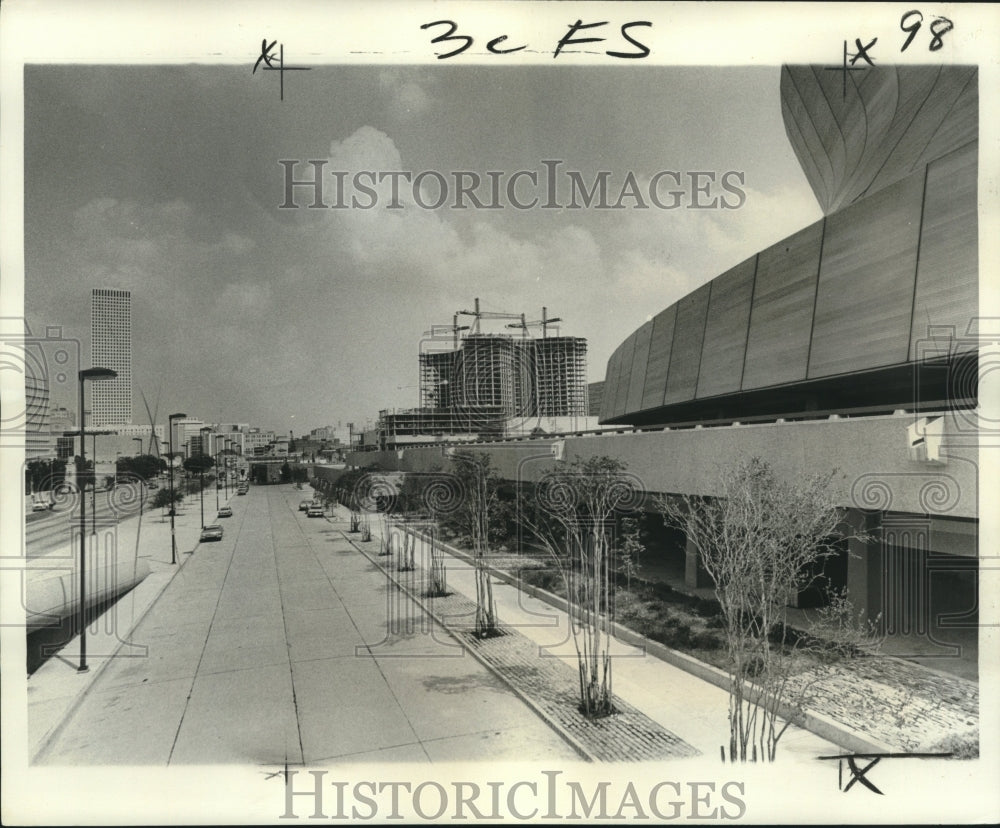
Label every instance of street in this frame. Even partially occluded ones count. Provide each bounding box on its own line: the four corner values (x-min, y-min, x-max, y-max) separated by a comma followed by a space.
25, 486, 153, 558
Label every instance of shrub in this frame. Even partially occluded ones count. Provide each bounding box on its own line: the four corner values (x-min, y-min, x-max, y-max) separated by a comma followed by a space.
927, 731, 979, 760
657, 619, 693, 649
691, 631, 723, 650
649, 581, 681, 603
520, 568, 563, 595
693, 596, 723, 617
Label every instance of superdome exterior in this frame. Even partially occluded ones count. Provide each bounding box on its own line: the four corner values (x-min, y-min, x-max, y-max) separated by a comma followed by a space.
600, 65, 977, 427
781, 64, 977, 215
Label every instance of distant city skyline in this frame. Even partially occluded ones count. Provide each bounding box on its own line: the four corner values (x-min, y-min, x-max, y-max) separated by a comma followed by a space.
24, 65, 822, 436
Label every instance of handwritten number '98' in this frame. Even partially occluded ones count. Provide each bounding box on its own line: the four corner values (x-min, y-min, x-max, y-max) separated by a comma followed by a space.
900, 10, 953, 52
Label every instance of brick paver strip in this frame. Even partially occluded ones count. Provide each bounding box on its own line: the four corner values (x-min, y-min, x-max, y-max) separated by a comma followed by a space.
341, 526, 699, 762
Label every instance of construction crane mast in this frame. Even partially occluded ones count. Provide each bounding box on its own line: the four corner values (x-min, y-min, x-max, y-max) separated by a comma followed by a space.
422, 314, 470, 349
505, 306, 563, 339
456, 297, 526, 335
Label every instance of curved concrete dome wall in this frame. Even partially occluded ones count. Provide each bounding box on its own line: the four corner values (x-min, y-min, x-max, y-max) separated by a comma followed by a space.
780, 65, 977, 214
600, 139, 977, 425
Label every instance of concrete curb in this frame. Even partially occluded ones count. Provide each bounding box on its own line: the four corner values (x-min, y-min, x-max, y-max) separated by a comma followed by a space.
395, 524, 898, 756
332, 513, 598, 763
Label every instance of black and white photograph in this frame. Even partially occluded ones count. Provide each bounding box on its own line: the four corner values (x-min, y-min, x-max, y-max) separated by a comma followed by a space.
1, 1, 998, 823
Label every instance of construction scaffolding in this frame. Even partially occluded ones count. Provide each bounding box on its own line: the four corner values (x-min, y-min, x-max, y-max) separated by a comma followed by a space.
453, 334, 522, 416
531, 337, 589, 417
419, 349, 458, 409
414, 300, 589, 436
420, 335, 588, 419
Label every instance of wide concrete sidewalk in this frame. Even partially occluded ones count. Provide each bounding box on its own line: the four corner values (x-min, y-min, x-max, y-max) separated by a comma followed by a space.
345, 508, 840, 762
31, 484, 579, 765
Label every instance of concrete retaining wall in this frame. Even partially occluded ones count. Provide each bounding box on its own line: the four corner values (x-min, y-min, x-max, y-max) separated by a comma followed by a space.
345, 412, 977, 518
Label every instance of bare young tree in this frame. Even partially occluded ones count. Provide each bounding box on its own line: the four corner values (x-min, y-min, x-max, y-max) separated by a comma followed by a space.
398, 470, 451, 595
378, 511, 393, 557
656, 457, 872, 761
426, 524, 448, 597
447, 452, 503, 638
519, 456, 642, 718
349, 470, 400, 547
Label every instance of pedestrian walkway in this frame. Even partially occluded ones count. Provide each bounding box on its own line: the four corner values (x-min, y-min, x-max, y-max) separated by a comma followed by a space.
31, 485, 579, 765
342, 507, 839, 762
346, 532, 698, 761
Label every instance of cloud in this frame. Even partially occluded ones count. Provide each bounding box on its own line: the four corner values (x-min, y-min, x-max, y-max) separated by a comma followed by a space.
309, 128, 606, 298
218, 281, 273, 314
72, 197, 195, 242
68, 198, 257, 299
597, 176, 823, 303
378, 69, 432, 120
327, 125, 404, 173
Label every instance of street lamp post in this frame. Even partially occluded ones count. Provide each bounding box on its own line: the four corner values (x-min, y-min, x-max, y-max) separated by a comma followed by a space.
214, 441, 221, 512
85, 428, 116, 535
199, 426, 211, 529
167, 412, 187, 564
90, 431, 97, 535
132, 437, 145, 522
77, 367, 116, 673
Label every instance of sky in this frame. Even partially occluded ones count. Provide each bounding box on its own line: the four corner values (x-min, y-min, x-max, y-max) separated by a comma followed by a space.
24, 64, 823, 436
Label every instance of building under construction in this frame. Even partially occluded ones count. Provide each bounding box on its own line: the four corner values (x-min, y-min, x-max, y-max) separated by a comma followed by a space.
381, 301, 590, 445
531, 336, 589, 417
419, 301, 588, 418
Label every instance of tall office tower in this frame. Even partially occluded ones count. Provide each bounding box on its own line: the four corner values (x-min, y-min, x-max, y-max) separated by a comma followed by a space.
90, 288, 132, 426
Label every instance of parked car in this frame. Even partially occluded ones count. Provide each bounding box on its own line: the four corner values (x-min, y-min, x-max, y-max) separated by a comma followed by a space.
31, 501, 50, 512
307, 504, 324, 518
200, 524, 224, 542
299, 500, 312, 511
218, 506, 233, 518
